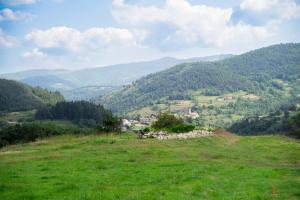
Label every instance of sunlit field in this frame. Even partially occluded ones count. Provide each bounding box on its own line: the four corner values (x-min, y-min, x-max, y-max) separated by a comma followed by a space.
0, 134, 299, 200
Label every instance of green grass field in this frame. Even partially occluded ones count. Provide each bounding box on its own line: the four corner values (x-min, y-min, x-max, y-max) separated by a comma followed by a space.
0, 134, 299, 199
0, 110, 35, 122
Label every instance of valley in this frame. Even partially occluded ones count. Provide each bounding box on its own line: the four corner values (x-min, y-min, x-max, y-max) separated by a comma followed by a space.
0, 44, 299, 200
0, 55, 231, 101
126, 91, 262, 128
1, 0, 300, 199
1, 44, 299, 133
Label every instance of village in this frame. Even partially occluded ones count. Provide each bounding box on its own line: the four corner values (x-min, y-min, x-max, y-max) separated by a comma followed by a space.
121, 108, 200, 131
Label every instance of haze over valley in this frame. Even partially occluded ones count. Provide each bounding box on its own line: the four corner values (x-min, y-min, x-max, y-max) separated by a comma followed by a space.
0, 55, 232, 100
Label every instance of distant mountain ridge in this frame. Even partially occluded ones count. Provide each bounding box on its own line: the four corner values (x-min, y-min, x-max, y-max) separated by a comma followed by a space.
0, 54, 233, 92
21, 75, 76, 90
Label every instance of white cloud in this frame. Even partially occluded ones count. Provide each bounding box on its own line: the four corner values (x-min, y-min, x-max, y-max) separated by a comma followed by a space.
22, 26, 153, 70
25, 26, 82, 52
240, 0, 277, 11
0, 0, 37, 6
25, 26, 144, 52
22, 48, 45, 59
112, 0, 270, 49
112, 0, 168, 26
82, 27, 145, 50
214, 22, 270, 47
240, 0, 300, 20
0, 0, 61, 6
0, 8, 32, 21
0, 28, 17, 47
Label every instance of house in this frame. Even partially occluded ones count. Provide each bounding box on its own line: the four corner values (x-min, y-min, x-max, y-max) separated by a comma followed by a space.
7, 121, 18, 125
121, 119, 132, 131
188, 108, 199, 119
122, 119, 132, 127
139, 116, 157, 125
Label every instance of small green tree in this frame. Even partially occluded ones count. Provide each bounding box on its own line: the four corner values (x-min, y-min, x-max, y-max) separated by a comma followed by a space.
289, 113, 300, 138
35, 106, 53, 120
152, 112, 184, 130
98, 116, 122, 133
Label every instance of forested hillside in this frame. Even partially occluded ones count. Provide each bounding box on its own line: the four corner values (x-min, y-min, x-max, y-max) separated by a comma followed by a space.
35, 101, 119, 129
63, 85, 122, 101
229, 104, 300, 138
100, 43, 300, 127
0, 79, 64, 112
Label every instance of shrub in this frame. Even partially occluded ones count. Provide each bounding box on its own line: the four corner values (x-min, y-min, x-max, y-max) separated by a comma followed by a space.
143, 127, 150, 133
167, 124, 195, 133
151, 112, 195, 133
289, 113, 300, 138
0, 120, 7, 128
0, 123, 57, 147
78, 119, 97, 128
152, 112, 183, 130
98, 116, 122, 132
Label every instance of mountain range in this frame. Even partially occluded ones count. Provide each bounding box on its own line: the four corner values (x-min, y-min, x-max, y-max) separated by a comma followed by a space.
0, 43, 299, 129
0, 55, 232, 100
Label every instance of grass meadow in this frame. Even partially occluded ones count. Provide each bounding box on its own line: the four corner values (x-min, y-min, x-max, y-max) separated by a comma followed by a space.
0, 133, 299, 199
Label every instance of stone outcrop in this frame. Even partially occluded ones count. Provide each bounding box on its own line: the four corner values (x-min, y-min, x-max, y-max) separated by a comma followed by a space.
140, 130, 213, 140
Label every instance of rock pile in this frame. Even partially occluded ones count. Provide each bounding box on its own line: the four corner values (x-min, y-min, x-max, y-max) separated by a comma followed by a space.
140, 130, 213, 140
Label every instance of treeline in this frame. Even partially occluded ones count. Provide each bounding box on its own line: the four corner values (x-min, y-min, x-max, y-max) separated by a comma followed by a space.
0, 79, 64, 112
229, 105, 300, 138
0, 101, 122, 147
35, 101, 121, 131
36, 101, 110, 122
0, 122, 94, 147
168, 94, 191, 100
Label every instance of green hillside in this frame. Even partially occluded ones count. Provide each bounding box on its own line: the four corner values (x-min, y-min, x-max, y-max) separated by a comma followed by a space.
100, 43, 300, 127
229, 104, 300, 137
0, 134, 299, 199
0, 79, 64, 112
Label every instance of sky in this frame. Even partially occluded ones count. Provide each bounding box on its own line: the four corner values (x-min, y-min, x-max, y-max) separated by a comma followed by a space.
0, 0, 300, 73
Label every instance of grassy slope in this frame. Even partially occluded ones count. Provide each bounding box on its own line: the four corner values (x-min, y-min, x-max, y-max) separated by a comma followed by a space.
127, 90, 262, 128
0, 110, 35, 122
0, 134, 299, 200
126, 78, 297, 129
